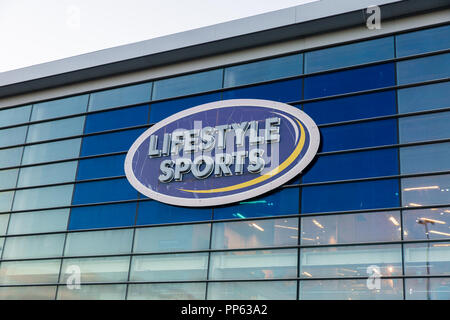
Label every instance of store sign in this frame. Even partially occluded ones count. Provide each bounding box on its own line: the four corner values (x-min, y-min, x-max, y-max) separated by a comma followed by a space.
125, 99, 320, 207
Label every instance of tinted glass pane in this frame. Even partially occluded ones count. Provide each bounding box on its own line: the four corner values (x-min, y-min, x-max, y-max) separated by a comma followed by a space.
0, 191, 14, 212
404, 242, 450, 276
222, 78, 302, 103
214, 188, 299, 220
403, 207, 450, 241
0, 286, 57, 300
64, 229, 133, 256
152, 69, 222, 100
0, 126, 27, 148
31, 95, 88, 121
80, 128, 145, 156
133, 223, 211, 253
224, 54, 302, 87
88, 82, 152, 111
399, 111, 450, 143
211, 218, 298, 250
26, 117, 85, 143
128, 283, 206, 300
303, 148, 398, 183
402, 174, 450, 207
84, 104, 149, 134
405, 278, 450, 300
72, 178, 137, 205
12, 185, 74, 211
304, 63, 395, 99
7, 209, 69, 235
17, 161, 78, 187
0, 260, 60, 285
396, 25, 450, 57
208, 281, 297, 300
0, 169, 18, 190
149, 93, 221, 123
130, 253, 209, 281
301, 211, 401, 245
303, 90, 396, 125
137, 201, 212, 225
305, 37, 394, 73
0, 147, 23, 169
0, 214, 9, 235
76, 154, 126, 180
0, 105, 31, 127
68, 202, 137, 230
398, 82, 450, 113
22, 138, 81, 165
400, 143, 450, 174
57, 284, 126, 300
302, 179, 400, 213
397, 53, 450, 85
2, 234, 65, 259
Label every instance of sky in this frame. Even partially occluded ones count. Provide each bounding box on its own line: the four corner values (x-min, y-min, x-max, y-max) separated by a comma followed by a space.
0, 0, 317, 73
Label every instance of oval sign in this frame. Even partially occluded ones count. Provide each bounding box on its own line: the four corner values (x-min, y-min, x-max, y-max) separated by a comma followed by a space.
125, 99, 320, 207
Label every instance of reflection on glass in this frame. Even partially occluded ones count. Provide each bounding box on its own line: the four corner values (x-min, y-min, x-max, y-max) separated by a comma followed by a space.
64, 229, 133, 256
17, 161, 78, 187
0, 286, 57, 300
0, 105, 31, 127
397, 53, 450, 85
88, 83, 152, 112
402, 174, 450, 207
399, 111, 450, 143
404, 242, 450, 276
405, 278, 450, 300
0, 191, 14, 213
301, 211, 401, 245
0, 147, 23, 169
207, 281, 297, 300
397, 81, 450, 114
400, 143, 450, 174
403, 207, 450, 240
0, 259, 61, 284
127, 283, 206, 300
0, 214, 9, 235
57, 284, 127, 300
12, 184, 74, 211
22, 138, 81, 165
2, 234, 65, 259
31, 95, 88, 121
0, 126, 28, 148
7, 209, 69, 235
396, 25, 450, 57
26, 116, 85, 143
0, 169, 18, 190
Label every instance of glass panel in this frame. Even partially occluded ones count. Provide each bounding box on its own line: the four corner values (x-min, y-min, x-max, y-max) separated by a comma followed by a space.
305, 37, 394, 73
12, 184, 74, 211
0, 214, 9, 235
68, 202, 137, 230
0, 237, 3, 256
0, 286, 57, 300
0, 259, 60, 284
136, 201, 212, 225
405, 278, 450, 300
299, 279, 403, 300
224, 54, 303, 87
2, 234, 65, 259
76, 154, 126, 180
64, 229, 133, 256
88, 82, 152, 111
31, 94, 89, 121
403, 207, 450, 240
152, 69, 222, 100
57, 284, 127, 300
22, 138, 81, 165
304, 63, 395, 99
130, 253, 209, 282
59, 256, 130, 283
133, 223, 211, 253
26, 116, 85, 142
400, 143, 450, 174
398, 81, 450, 114
211, 218, 298, 250
0, 105, 31, 127
399, 111, 450, 143
17, 161, 78, 187
404, 242, 450, 276
396, 25, 450, 57
0, 126, 28, 148
209, 249, 297, 280
0, 169, 18, 190
302, 179, 400, 213
0, 191, 14, 212
0, 147, 23, 169
397, 53, 450, 85
127, 283, 206, 300
7, 209, 69, 235
299, 244, 402, 278
300, 211, 401, 245
72, 178, 137, 205
80, 128, 145, 156
402, 174, 450, 207
208, 281, 297, 300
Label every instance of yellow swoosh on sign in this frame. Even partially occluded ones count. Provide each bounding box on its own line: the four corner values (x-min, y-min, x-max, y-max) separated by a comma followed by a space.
179, 119, 305, 194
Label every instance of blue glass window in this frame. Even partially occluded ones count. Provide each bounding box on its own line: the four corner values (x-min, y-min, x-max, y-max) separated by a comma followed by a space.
152, 69, 223, 100
12, 185, 74, 211
397, 53, 450, 85
0, 126, 28, 148
302, 179, 400, 213
0, 169, 18, 190
305, 37, 394, 73
17, 161, 78, 187
400, 143, 450, 174
303, 91, 396, 125
303, 148, 399, 183
136, 201, 212, 225
88, 82, 152, 111
402, 174, 450, 207
80, 128, 145, 157
397, 81, 450, 113
320, 119, 397, 152
76, 154, 126, 180
396, 25, 450, 57
0, 105, 31, 127
26, 117, 85, 143
22, 138, 81, 165
399, 111, 450, 143
84, 104, 149, 134
222, 78, 302, 103
214, 188, 299, 220
224, 54, 303, 87
72, 178, 137, 205
304, 63, 395, 99
68, 202, 137, 230
31, 95, 89, 121
150, 93, 221, 123
0, 147, 23, 169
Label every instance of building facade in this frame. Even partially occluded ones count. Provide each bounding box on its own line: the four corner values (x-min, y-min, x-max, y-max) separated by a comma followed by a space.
0, 0, 449, 300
